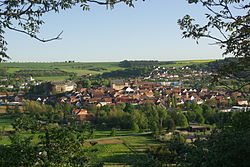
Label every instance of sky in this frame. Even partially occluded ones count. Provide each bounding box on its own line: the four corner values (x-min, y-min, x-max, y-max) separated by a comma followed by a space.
5, 0, 225, 62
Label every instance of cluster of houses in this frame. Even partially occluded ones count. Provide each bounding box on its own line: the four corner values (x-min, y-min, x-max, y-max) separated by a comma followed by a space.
52, 79, 249, 110
145, 66, 213, 83
1, 66, 249, 116
0, 76, 42, 90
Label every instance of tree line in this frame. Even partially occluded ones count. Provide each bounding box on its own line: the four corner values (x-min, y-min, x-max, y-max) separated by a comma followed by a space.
89, 101, 232, 135
119, 60, 159, 68
13, 70, 75, 77
100, 66, 152, 79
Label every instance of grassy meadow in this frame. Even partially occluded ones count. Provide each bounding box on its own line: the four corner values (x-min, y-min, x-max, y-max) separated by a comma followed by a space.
88, 135, 162, 166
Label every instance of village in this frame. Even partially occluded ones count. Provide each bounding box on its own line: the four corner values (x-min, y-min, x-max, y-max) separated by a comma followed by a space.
0, 65, 249, 119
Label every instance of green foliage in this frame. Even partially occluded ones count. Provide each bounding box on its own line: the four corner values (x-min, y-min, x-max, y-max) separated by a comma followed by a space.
166, 119, 175, 132
0, 134, 39, 167
119, 60, 159, 68
149, 110, 250, 167
124, 103, 134, 113
0, 0, 138, 62
100, 66, 152, 78
170, 108, 188, 127
171, 96, 177, 108
148, 132, 187, 166
82, 79, 92, 88
110, 128, 117, 137
0, 101, 94, 166
95, 103, 191, 134
202, 104, 216, 124
179, 0, 250, 91
195, 112, 205, 124
14, 70, 74, 77
131, 122, 139, 132
176, 113, 189, 127
0, 68, 7, 75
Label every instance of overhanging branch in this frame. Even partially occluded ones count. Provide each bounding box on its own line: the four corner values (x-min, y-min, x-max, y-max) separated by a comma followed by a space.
6, 25, 63, 42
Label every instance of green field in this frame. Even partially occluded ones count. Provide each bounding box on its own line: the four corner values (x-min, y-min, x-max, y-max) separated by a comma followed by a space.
0, 114, 14, 145
88, 135, 161, 166
93, 129, 143, 139
0, 62, 124, 81
0, 113, 161, 165
0, 60, 214, 81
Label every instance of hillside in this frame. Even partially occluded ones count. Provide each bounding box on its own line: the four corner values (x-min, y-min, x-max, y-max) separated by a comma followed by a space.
0, 60, 216, 82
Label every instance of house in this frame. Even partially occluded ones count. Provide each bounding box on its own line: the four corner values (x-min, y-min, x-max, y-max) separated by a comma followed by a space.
50, 81, 77, 94
7, 85, 14, 89
71, 109, 94, 121
89, 89, 104, 97
0, 93, 7, 97
87, 97, 102, 104
236, 99, 248, 106
188, 125, 210, 132
139, 89, 154, 98
111, 80, 129, 90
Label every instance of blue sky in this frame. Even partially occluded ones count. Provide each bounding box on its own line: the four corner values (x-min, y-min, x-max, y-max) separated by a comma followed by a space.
5, 0, 224, 62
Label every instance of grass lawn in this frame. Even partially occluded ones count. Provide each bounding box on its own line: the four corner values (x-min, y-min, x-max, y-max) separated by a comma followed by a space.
88, 143, 134, 166
87, 135, 162, 166
122, 135, 161, 152
0, 114, 14, 130
6, 67, 21, 73
0, 114, 15, 145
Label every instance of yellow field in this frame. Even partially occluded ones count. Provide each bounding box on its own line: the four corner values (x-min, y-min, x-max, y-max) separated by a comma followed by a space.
176, 60, 216, 64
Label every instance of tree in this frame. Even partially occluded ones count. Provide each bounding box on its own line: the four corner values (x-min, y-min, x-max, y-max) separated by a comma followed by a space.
157, 107, 170, 132
171, 96, 177, 108
148, 111, 250, 167
110, 127, 117, 137
186, 111, 250, 167
124, 103, 134, 113
186, 111, 196, 122
176, 113, 189, 127
202, 104, 216, 124
82, 79, 92, 88
0, 0, 137, 62
178, 0, 250, 94
195, 112, 205, 124
2, 101, 94, 166
131, 122, 139, 132
167, 119, 176, 132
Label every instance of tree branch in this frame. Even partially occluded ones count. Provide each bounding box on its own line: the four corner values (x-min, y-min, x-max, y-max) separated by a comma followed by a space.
6, 24, 63, 42
87, 0, 125, 5
0, 3, 33, 17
